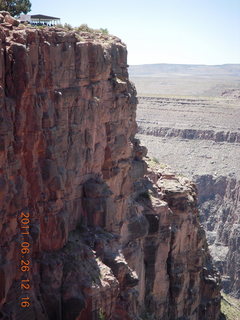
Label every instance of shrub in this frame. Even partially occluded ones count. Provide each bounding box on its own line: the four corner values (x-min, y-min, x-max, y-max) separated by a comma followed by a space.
76, 23, 94, 33
152, 157, 159, 164
63, 23, 73, 30
98, 309, 105, 320
99, 28, 109, 35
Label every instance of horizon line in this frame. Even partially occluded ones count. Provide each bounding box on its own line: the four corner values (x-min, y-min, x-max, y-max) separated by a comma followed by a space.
129, 63, 240, 66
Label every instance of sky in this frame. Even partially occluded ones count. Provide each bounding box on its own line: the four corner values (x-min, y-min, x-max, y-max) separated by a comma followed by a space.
29, 0, 240, 65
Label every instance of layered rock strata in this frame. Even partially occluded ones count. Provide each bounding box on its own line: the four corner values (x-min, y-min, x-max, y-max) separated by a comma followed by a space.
137, 125, 240, 144
0, 14, 222, 319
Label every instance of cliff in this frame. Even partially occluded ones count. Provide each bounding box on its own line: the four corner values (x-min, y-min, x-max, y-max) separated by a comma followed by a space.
135, 94, 240, 300
138, 126, 240, 144
0, 13, 222, 319
196, 175, 240, 298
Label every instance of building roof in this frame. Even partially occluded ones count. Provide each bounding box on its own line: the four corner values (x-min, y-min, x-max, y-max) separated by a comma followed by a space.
30, 14, 60, 20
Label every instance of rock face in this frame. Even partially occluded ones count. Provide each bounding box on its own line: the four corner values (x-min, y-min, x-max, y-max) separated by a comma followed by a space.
135, 92, 240, 298
135, 93, 240, 301
138, 126, 240, 144
134, 164, 222, 320
0, 15, 222, 319
196, 175, 240, 298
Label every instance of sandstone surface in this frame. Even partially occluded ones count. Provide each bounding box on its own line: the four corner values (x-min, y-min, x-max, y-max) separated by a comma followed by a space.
0, 15, 223, 319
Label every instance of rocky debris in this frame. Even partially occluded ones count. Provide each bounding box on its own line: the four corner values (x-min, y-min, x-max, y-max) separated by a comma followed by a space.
136, 95, 240, 177
136, 163, 222, 319
136, 134, 240, 180
0, 13, 222, 319
137, 96, 240, 133
0, 11, 19, 27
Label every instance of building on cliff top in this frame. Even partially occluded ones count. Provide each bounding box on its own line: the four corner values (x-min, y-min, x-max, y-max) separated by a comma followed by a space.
19, 14, 60, 26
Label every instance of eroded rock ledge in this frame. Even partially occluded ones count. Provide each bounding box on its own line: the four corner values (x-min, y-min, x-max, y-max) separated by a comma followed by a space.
0, 14, 222, 319
138, 125, 240, 144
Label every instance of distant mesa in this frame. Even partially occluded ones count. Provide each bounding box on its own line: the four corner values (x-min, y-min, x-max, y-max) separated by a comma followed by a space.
129, 63, 240, 78
19, 14, 60, 26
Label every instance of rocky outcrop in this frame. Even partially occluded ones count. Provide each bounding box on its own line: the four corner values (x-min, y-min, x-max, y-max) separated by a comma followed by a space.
221, 88, 240, 99
137, 125, 240, 144
196, 175, 240, 298
0, 11, 19, 28
0, 14, 222, 319
133, 164, 222, 319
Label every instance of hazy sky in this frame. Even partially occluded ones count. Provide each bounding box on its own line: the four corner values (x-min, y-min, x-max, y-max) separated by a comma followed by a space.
30, 0, 240, 65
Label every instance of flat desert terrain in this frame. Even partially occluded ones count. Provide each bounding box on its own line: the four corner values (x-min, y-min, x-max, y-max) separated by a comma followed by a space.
136, 95, 240, 179
130, 64, 240, 179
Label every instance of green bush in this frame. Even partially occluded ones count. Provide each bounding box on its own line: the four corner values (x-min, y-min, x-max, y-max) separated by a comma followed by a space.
152, 157, 159, 164
63, 23, 73, 30
98, 309, 105, 320
76, 23, 94, 33
33, 21, 110, 36
221, 292, 240, 319
76, 24, 109, 35
99, 28, 109, 35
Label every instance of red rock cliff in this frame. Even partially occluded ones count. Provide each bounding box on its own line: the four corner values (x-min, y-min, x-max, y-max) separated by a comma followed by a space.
0, 13, 222, 320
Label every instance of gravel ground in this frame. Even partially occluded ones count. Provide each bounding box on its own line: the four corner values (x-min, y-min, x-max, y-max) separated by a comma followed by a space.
137, 96, 240, 132
136, 94, 240, 179
137, 134, 240, 179
130, 74, 240, 97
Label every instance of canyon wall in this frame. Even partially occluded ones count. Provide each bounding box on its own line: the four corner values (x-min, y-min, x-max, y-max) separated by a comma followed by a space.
196, 175, 240, 298
0, 13, 222, 319
138, 125, 240, 144
135, 95, 240, 300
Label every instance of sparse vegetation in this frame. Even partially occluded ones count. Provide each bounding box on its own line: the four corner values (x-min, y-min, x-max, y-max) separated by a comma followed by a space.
152, 156, 160, 164
34, 25, 46, 29
76, 24, 109, 35
147, 157, 167, 169
31, 22, 110, 35
98, 308, 105, 320
139, 191, 150, 200
99, 28, 109, 35
76, 23, 94, 32
46, 23, 110, 35
55, 23, 63, 28
221, 292, 240, 320
63, 23, 73, 30
158, 163, 168, 169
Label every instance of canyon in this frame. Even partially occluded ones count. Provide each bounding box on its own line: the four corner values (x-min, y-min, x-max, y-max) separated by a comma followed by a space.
131, 67, 240, 302
0, 12, 223, 319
